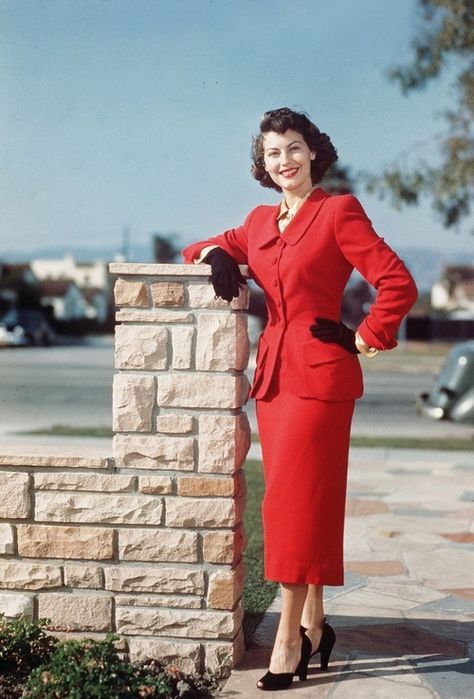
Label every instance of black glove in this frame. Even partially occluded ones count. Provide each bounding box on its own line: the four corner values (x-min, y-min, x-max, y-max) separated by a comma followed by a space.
310, 317, 360, 354
202, 248, 246, 302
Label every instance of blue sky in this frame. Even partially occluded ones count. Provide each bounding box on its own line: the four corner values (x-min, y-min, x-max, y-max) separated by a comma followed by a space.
1, 0, 472, 258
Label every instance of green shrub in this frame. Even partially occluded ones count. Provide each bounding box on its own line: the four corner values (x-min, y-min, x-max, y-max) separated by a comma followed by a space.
0, 615, 57, 676
23, 635, 139, 698
0, 617, 221, 698
23, 635, 219, 698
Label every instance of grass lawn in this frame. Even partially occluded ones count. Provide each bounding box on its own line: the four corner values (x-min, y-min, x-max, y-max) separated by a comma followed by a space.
252, 432, 473, 451
16, 425, 113, 437
242, 459, 278, 644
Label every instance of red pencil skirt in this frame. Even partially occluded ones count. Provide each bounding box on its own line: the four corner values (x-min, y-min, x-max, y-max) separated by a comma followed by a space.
256, 361, 355, 586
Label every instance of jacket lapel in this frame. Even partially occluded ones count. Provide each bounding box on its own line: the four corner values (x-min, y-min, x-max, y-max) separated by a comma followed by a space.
282, 188, 331, 246
254, 188, 331, 249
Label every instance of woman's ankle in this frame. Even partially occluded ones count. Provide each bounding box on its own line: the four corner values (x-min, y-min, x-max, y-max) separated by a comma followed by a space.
301, 615, 325, 631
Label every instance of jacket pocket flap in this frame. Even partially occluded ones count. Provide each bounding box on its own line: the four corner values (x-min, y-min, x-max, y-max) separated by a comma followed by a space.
301, 339, 352, 366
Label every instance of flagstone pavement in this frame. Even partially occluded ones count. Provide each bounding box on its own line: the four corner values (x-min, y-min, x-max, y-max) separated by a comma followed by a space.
222, 446, 474, 699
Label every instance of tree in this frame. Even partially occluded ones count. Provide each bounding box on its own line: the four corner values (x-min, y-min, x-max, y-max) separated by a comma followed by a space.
152, 233, 180, 263
320, 163, 355, 195
363, 0, 474, 231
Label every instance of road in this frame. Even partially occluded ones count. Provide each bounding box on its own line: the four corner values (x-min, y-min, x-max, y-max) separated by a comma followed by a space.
0, 339, 472, 447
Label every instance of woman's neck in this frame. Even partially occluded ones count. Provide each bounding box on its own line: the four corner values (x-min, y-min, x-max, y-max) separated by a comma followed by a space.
283, 184, 316, 210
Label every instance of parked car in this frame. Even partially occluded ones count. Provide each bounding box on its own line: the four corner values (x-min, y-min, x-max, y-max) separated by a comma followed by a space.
0, 323, 27, 346
417, 341, 474, 424
0, 309, 55, 346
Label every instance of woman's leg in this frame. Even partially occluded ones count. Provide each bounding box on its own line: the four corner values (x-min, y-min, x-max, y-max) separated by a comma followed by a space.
301, 584, 326, 650
263, 583, 308, 676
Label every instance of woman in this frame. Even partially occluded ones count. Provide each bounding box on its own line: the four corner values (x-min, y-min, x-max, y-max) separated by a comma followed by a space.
182, 108, 418, 691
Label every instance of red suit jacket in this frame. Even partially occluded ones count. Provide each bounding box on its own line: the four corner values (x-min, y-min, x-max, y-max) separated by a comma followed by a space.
182, 188, 418, 402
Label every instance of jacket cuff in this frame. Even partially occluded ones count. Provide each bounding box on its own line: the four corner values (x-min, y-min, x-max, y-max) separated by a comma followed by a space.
357, 319, 397, 351
194, 245, 220, 264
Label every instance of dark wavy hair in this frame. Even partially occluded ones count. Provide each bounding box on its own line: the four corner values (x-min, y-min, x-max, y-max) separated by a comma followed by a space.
251, 108, 338, 191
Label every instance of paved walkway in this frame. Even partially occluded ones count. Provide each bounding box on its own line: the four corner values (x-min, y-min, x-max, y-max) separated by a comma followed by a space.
223, 446, 474, 699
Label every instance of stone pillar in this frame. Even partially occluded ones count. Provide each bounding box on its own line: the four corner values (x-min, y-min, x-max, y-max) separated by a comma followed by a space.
110, 262, 251, 672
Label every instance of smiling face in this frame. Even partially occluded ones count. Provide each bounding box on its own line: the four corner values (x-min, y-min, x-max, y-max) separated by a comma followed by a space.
263, 129, 316, 199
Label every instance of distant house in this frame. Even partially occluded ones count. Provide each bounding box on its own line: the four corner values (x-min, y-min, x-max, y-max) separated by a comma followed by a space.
431, 266, 474, 318
30, 255, 113, 326
81, 287, 109, 324
39, 280, 87, 321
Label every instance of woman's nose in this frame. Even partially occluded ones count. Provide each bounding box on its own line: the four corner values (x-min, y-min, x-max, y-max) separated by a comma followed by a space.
281, 150, 293, 165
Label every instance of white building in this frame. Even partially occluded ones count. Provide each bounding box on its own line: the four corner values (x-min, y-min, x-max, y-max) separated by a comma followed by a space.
31, 255, 110, 291
431, 266, 474, 318
39, 280, 87, 321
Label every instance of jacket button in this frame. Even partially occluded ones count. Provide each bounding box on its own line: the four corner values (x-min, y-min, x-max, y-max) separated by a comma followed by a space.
272, 257, 278, 264
272, 280, 278, 286
276, 239, 283, 247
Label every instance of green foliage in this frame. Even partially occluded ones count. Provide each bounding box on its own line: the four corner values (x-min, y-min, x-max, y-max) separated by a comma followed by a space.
0, 618, 220, 699
242, 459, 278, 642
23, 636, 219, 698
23, 635, 140, 698
0, 615, 57, 677
364, 0, 474, 231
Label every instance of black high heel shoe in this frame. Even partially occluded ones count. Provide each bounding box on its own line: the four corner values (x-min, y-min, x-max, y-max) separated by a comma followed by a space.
256, 633, 312, 691
300, 617, 336, 671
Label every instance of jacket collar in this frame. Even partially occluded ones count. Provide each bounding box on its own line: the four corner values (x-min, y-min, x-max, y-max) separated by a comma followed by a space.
256, 188, 331, 248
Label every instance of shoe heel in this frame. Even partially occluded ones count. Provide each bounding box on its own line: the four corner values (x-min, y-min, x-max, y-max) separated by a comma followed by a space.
320, 648, 332, 671
295, 633, 312, 682
319, 625, 336, 670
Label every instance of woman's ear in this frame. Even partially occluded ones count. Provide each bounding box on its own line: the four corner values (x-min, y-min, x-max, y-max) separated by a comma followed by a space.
310, 152, 316, 160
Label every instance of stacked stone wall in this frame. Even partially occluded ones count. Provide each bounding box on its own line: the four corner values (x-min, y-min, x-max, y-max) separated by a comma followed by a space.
0, 263, 251, 674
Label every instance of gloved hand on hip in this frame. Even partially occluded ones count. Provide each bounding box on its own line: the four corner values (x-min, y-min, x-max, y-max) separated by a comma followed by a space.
310, 317, 360, 354
202, 248, 246, 302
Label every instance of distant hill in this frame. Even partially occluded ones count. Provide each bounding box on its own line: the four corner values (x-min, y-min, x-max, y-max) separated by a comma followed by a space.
2, 244, 473, 293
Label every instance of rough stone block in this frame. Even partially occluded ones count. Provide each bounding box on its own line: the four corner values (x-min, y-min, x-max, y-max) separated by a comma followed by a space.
113, 374, 155, 432
196, 313, 249, 371
207, 561, 245, 610
0, 471, 31, 519
0, 524, 15, 555
187, 282, 249, 310
0, 593, 34, 619
114, 279, 149, 307
0, 562, 62, 590
38, 593, 112, 632
113, 434, 194, 471
198, 413, 251, 473
116, 309, 194, 323
151, 281, 185, 307
17, 524, 114, 560
115, 325, 168, 370
34, 473, 135, 492
171, 326, 195, 369
204, 628, 246, 673
177, 476, 235, 497
115, 594, 202, 609
158, 374, 249, 409
118, 528, 198, 563
156, 414, 194, 434
165, 497, 239, 528
0, 454, 110, 469
35, 492, 163, 525
202, 528, 246, 564
116, 605, 243, 640
104, 566, 204, 595
64, 564, 104, 589
127, 638, 200, 673
138, 475, 174, 494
